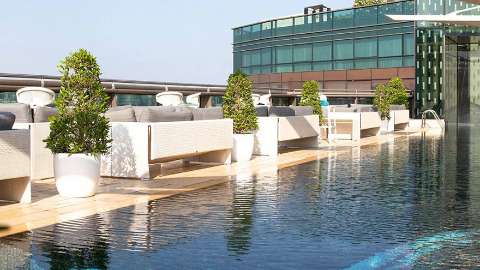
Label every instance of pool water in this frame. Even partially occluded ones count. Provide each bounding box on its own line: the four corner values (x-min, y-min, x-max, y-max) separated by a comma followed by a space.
2, 128, 480, 269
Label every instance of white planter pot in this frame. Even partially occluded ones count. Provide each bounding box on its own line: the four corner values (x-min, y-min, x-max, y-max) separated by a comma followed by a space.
380, 119, 395, 133
54, 153, 100, 198
232, 134, 254, 162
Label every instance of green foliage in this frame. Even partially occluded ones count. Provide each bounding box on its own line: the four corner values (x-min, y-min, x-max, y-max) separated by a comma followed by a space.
353, 0, 386, 7
373, 77, 409, 120
373, 84, 391, 120
387, 77, 409, 106
300, 80, 324, 123
44, 49, 111, 155
223, 71, 258, 134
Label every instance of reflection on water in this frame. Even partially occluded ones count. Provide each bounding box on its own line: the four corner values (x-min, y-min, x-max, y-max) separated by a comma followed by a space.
2, 127, 480, 269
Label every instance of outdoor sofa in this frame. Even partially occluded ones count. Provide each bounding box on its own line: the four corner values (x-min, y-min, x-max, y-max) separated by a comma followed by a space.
329, 105, 382, 141
0, 111, 31, 203
1, 103, 233, 180
388, 105, 410, 132
102, 106, 233, 179
253, 106, 320, 156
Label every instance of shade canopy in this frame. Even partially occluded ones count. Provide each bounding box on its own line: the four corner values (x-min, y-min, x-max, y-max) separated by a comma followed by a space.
388, 5, 480, 27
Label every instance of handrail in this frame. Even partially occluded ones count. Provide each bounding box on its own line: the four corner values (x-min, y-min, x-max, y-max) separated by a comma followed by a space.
421, 109, 444, 129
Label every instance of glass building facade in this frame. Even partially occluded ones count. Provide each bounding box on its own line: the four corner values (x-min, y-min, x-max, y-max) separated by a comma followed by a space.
233, 0, 415, 75
234, 0, 480, 119
415, 0, 480, 120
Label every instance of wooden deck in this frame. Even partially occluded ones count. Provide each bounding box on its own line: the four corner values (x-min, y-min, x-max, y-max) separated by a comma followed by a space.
0, 134, 416, 238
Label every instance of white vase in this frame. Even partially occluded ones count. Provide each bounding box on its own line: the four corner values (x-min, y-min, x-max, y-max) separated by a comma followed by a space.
54, 153, 100, 198
232, 134, 254, 162
380, 119, 394, 133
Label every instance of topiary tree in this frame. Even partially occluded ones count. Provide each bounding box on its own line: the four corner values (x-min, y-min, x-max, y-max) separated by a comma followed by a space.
353, 0, 386, 7
374, 77, 409, 120
373, 83, 391, 120
300, 80, 324, 123
386, 77, 409, 107
223, 71, 258, 134
44, 49, 111, 155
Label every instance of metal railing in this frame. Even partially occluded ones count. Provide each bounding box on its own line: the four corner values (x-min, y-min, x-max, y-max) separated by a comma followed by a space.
421, 109, 444, 129
0, 73, 289, 97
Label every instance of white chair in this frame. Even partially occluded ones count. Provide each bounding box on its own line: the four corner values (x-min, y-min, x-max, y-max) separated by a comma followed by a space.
258, 94, 271, 106
16, 87, 55, 108
156, 91, 184, 106
186, 93, 201, 108
319, 95, 336, 142
323, 105, 337, 142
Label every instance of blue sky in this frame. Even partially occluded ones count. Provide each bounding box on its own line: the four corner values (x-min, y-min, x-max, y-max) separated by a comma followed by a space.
0, 0, 352, 84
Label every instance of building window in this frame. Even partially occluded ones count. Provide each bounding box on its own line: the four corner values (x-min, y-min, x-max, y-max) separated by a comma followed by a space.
294, 63, 312, 72
116, 94, 156, 106
355, 58, 377, 69
333, 9, 354, 29
404, 34, 415, 55
379, 57, 403, 68
354, 38, 377, 58
403, 56, 415, 66
293, 44, 312, 62
379, 35, 403, 57
334, 40, 354, 60
313, 61, 332, 71
211, 96, 223, 107
261, 48, 272, 65
334, 60, 354, 70
275, 64, 293, 73
0, 92, 17, 103
313, 42, 332, 61
276, 46, 292, 64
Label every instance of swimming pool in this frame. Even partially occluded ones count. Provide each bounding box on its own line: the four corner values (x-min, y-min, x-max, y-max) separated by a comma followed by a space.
1, 128, 480, 269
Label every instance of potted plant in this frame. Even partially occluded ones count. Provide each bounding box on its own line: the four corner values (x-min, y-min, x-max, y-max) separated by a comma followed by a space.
223, 71, 258, 162
300, 80, 324, 123
44, 49, 111, 198
374, 77, 409, 133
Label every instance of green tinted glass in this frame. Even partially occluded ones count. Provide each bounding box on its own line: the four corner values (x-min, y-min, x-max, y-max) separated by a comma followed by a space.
312, 61, 332, 71
276, 64, 293, 73
116, 94, 156, 106
261, 48, 272, 65
313, 13, 332, 31
334, 40, 353, 60
333, 10, 353, 28
355, 38, 377, 57
294, 15, 312, 33
355, 6, 378, 26
404, 34, 415, 55
334, 60, 353, 70
378, 2, 403, 23
294, 63, 312, 72
355, 58, 377, 69
276, 18, 293, 35
379, 35, 403, 57
293, 44, 312, 62
276, 46, 292, 64
313, 42, 332, 61
379, 57, 403, 68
